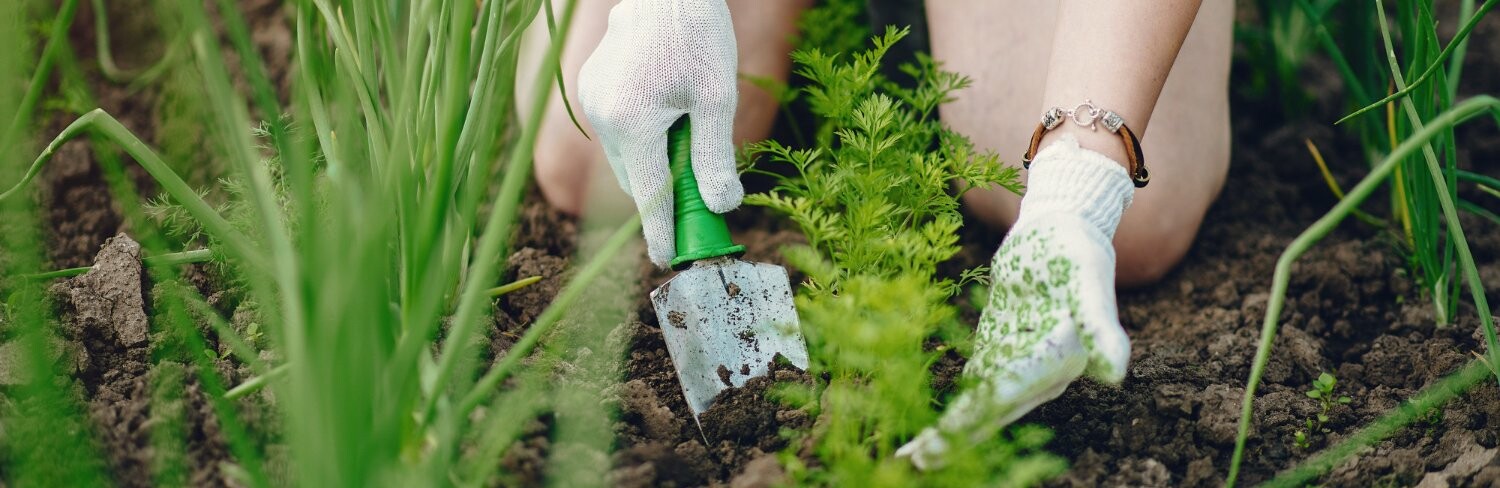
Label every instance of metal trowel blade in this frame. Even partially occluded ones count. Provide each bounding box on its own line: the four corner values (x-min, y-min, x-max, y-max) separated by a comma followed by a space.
649, 256, 809, 424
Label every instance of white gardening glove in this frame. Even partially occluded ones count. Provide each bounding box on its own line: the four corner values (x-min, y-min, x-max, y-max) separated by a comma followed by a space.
897, 135, 1134, 469
578, 0, 743, 267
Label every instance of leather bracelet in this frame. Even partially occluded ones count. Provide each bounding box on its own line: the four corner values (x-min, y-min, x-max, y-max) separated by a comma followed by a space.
1020, 100, 1150, 188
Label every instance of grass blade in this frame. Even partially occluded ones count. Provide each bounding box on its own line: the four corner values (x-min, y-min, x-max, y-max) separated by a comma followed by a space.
1335, 0, 1498, 125
1458, 199, 1500, 227
419, 0, 578, 424
0, 0, 79, 156
24, 249, 212, 280
1226, 95, 1500, 487
0, 110, 264, 269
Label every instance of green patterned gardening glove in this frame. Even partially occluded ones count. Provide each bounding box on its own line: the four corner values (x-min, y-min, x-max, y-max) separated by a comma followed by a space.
898, 135, 1135, 469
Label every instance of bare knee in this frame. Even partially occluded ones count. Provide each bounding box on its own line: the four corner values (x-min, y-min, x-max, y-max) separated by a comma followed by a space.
1113, 196, 1205, 287
534, 134, 603, 216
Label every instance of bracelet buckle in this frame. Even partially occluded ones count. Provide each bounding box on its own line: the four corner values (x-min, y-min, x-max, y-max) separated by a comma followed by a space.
1023, 99, 1150, 188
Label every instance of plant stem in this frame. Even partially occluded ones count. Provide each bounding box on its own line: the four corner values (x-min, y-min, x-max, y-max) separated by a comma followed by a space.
1458, 170, 1500, 193
225, 363, 291, 400
23, 249, 213, 280
91, 0, 179, 86
1458, 200, 1500, 227
486, 275, 543, 297
1335, 0, 1498, 124
1, 110, 265, 270
0, 0, 79, 156
1305, 138, 1386, 227
1225, 96, 1500, 487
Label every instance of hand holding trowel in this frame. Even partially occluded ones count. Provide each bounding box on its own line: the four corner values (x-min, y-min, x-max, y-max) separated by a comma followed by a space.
574, 0, 807, 431
649, 118, 809, 430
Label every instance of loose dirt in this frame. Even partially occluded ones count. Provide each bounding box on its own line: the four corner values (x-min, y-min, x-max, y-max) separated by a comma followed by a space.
485, 9, 1500, 485
13, 0, 1500, 487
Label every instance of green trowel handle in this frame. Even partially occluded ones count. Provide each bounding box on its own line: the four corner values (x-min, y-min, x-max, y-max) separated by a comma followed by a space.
667, 116, 745, 270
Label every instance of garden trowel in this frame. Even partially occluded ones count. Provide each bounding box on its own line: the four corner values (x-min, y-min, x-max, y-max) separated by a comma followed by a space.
650, 117, 809, 430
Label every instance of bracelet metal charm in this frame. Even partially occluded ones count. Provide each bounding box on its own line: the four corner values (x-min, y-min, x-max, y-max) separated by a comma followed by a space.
1021, 99, 1150, 188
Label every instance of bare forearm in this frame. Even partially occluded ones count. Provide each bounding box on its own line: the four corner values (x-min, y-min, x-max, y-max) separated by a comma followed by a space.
1040, 0, 1202, 165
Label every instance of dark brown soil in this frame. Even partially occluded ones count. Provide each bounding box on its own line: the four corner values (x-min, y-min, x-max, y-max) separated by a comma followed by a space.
494, 200, 811, 487
45, 235, 155, 484
11, 0, 1500, 487
698, 358, 812, 450
0, 234, 247, 487
1004, 13, 1500, 485
1, 0, 290, 486
493, 12, 1500, 488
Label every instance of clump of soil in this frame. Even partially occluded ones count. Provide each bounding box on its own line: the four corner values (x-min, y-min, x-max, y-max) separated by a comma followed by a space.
52, 234, 150, 355
699, 357, 813, 448
604, 356, 810, 488
48, 235, 155, 485
20, 234, 240, 487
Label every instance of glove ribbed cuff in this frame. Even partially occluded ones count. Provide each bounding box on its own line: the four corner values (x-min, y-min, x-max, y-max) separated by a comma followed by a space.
1016, 135, 1135, 239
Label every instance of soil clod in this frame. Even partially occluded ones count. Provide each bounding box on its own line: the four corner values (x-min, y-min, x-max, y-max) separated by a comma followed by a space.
699, 358, 812, 447
717, 364, 734, 387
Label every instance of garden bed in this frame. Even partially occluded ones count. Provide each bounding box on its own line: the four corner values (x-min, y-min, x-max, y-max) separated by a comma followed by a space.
12, 0, 1500, 486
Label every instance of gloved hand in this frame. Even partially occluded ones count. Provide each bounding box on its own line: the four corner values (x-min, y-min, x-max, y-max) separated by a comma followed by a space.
578, 0, 743, 267
896, 135, 1134, 469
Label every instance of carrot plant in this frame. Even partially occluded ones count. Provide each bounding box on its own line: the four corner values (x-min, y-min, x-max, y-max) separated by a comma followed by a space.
1, 0, 642, 485
744, 26, 1061, 486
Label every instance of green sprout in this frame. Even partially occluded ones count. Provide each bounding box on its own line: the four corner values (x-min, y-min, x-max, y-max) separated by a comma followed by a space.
1295, 372, 1352, 449
1306, 372, 1352, 420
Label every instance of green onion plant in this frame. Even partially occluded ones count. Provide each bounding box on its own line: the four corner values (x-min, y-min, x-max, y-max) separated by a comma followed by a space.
0, 0, 642, 485
1309, 0, 1495, 323
1222, 1, 1500, 485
